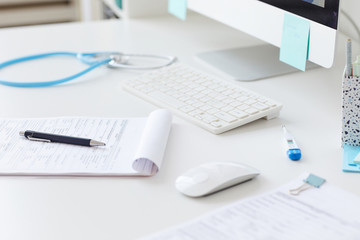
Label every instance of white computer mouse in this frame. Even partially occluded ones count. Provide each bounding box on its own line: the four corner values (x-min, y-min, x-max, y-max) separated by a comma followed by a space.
175, 161, 260, 197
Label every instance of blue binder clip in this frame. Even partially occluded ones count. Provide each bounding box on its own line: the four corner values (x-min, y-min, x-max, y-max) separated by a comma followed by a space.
289, 174, 326, 195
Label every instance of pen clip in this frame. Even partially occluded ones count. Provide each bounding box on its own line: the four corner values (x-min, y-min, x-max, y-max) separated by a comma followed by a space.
26, 136, 51, 143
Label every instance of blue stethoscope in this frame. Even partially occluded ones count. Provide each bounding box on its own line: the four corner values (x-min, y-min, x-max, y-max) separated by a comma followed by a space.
0, 51, 176, 87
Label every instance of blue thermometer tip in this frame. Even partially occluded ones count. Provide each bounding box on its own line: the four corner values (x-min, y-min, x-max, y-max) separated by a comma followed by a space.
287, 148, 302, 161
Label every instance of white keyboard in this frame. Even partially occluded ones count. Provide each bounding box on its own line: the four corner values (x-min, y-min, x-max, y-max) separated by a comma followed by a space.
122, 63, 282, 134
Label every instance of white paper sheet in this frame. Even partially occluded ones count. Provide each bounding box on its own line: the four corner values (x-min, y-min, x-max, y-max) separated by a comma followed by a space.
142, 173, 360, 240
0, 109, 172, 176
133, 109, 172, 175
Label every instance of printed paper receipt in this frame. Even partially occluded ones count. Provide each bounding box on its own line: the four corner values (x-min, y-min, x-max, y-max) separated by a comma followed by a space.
0, 109, 172, 176
143, 173, 360, 240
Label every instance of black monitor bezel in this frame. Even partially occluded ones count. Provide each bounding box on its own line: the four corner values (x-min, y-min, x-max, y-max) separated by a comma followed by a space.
258, 0, 340, 29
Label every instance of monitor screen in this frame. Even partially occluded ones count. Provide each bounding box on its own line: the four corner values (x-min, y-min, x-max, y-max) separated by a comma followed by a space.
258, 0, 339, 29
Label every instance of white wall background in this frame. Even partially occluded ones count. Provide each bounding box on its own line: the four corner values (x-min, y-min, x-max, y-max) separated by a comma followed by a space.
339, 0, 360, 41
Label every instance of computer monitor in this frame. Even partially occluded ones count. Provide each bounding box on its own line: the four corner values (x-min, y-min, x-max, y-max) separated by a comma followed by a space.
187, 0, 340, 81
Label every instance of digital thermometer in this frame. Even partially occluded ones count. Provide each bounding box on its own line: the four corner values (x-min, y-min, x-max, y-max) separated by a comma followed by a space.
282, 125, 301, 161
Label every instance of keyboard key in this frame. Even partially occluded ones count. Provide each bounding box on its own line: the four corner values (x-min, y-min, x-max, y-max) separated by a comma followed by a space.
211, 120, 226, 128
199, 105, 212, 111
179, 105, 196, 113
221, 106, 234, 112
252, 102, 269, 111
207, 108, 219, 115
237, 104, 250, 111
244, 108, 259, 115
266, 101, 277, 107
185, 99, 198, 105
192, 102, 204, 108
230, 101, 243, 107
200, 96, 212, 102
215, 95, 227, 101
237, 96, 249, 102
194, 93, 205, 99
212, 102, 226, 109
214, 112, 237, 123
244, 99, 257, 105
229, 109, 248, 119
196, 113, 218, 123
189, 109, 204, 116
222, 98, 235, 104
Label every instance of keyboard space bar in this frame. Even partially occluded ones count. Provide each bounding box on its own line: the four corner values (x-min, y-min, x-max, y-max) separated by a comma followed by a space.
148, 91, 186, 108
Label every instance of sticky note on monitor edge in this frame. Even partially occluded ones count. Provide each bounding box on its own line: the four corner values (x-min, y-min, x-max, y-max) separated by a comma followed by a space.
280, 13, 310, 71
168, 0, 187, 21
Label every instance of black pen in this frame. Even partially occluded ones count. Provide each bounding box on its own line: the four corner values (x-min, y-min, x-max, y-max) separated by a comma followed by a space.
19, 130, 106, 147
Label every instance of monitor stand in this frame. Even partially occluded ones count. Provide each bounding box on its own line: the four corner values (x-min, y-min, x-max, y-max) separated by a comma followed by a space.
196, 44, 318, 81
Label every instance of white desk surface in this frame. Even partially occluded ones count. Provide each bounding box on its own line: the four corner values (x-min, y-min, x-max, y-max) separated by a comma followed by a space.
0, 13, 357, 240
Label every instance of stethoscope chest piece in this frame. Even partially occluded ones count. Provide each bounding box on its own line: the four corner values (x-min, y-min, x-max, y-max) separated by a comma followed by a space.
107, 53, 176, 70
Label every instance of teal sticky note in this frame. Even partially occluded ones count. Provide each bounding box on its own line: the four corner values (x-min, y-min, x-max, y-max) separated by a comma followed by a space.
168, 0, 187, 21
342, 144, 360, 172
280, 13, 310, 71
115, 0, 122, 9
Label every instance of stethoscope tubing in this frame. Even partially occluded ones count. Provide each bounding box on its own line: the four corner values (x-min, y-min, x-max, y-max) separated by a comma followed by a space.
0, 52, 78, 69
0, 51, 175, 87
